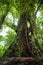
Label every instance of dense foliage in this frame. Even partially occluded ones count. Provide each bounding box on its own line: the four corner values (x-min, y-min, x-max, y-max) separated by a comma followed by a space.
0, 0, 43, 65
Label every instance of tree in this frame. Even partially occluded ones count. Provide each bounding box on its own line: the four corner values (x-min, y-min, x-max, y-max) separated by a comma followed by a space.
0, 0, 43, 65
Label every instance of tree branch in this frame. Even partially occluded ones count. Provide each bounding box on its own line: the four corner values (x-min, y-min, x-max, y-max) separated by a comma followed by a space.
0, 57, 38, 65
